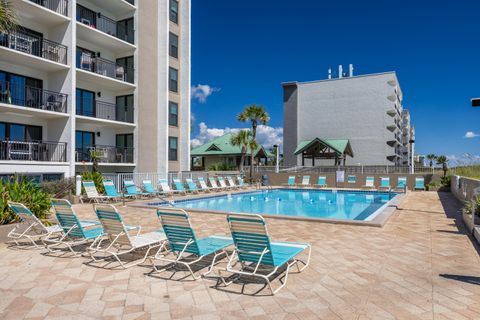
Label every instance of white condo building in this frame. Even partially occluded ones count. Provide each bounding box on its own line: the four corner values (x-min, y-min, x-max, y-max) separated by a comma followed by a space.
0, 0, 190, 181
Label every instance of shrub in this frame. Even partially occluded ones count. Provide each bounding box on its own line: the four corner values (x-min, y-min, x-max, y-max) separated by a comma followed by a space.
0, 176, 51, 224
440, 175, 452, 188
40, 177, 75, 198
462, 197, 480, 218
207, 163, 237, 171
81, 171, 104, 194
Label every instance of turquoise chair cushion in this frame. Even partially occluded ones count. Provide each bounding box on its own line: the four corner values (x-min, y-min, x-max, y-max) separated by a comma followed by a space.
196, 236, 233, 256
270, 241, 309, 267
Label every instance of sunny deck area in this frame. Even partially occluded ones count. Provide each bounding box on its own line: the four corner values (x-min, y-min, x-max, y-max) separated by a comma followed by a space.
1, 191, 480, 320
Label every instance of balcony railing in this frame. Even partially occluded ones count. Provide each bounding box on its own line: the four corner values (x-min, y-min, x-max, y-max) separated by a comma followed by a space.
76, 101, 134, 123
0, 80, 68, 113
29, 0, 68, 16
78, 55, 134, 83
77, 4, 134, 44
0, 140, 67, 162
0, 29, 67, 64
76, 145, 134, 163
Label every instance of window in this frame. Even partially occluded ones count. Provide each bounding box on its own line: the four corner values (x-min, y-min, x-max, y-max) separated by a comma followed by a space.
169, 0, 178, 24
169, 67, 178, 92
75, 130, 94, 162
76, 47, 95, 71
169, 101, 178, 126
0, 122, 42, 141
76, 88, 95, 117
168, 136, 178, 161
116, 95, 134, 123
117, 18, 134, 44
169, 32, 178, 58
116, 56, 134, 84
116, 134, 134, 163
0, 71, 42, 107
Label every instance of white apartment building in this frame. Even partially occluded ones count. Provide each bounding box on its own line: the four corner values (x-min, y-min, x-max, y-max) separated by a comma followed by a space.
0, 0, 190, 181
283, 67, 414, 167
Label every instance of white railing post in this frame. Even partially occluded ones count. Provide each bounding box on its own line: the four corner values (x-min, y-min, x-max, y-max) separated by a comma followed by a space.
75, 175, 81, 196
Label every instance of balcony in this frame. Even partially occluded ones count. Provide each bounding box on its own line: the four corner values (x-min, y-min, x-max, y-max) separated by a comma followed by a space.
76, 4, 134, 50
76, 101, 134, 125
77, 54, 133, 82
0, 80, 68, 113
0, 29, 67, 64
0, 139, 67, 162
13, 0, 70, 28
28, 0, 68, 16
76, 145, 134, 164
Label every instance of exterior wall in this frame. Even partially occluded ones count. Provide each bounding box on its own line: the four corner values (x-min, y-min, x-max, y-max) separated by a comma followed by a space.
0, 0, 191, 179
283, 72, 410, 166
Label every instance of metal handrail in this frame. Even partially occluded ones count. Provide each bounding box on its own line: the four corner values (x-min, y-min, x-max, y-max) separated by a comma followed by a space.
0, 139, 67, 162
29, 0, 68, 16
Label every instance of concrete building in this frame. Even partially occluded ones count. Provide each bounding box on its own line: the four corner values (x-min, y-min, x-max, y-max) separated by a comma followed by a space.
0, 0, 190, 181
283, 67, 414, 167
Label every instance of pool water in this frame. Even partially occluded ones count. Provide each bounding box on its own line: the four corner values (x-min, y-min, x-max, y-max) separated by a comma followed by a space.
154, 189, 397, 221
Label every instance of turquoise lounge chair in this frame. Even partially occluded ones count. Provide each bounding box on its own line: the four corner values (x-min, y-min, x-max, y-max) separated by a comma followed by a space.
152, 210, 233, 279
415, 177, 425, 190
221, 213, 311, 295
315, 176, 327, 188
90, 204, 166, 269
396, 177, 407, 191
143, 180, 160, 196
173, 178, 188, 194
379, 177, 391, 190
7, 201, 63, 248
124, 179, 150, 198
237, 176, 250, 188
103, 179, 124, 200
47, 199, 105, 255
284, 176, 295, 187
364, 176, 375, 188
348, 175, 356, 184
185, 178, 200, 194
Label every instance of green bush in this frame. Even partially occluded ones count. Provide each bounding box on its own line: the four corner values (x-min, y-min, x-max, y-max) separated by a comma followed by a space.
207, 163, 237, 171
462, 197, 480, 218
0, 176, 52, 225
440, 175, 452, 188
81, 171, 104, 194
40, 177, 75, 198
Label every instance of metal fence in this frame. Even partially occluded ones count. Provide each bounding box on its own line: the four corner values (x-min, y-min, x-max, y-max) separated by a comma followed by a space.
0, 140, 67, 162
249, 165, 434, 175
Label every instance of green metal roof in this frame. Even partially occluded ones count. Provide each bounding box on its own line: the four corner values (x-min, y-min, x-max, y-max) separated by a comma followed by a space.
191, 133, 268, 157
294, 138, 354, 157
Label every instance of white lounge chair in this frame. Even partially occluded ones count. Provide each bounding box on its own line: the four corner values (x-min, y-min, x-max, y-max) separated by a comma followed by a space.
198, 177, 213, 192
226, 176, 239, 190
81, 181, 113, 203
364, 176, 375, 189
208, 177, 223, 192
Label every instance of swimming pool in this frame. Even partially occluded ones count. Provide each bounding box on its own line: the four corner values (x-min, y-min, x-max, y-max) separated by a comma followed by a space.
150, 189, 398, 221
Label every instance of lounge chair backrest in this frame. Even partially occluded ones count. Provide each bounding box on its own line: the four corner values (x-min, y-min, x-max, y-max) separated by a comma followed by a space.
218, 177, 228, 188
209, 177, 219, 188
198, 177, 209, 189
142, 180, 156, 193
415, 177, 425, 188
302, 176, 310, 185
185, 178, 197, 191
103, 179, 119, 197
51, 198, 86, 238
237, 176, 245, 186
82, 181, 99, 198
318, 176, 326, 185
158, 179, 171, 192
287, 176, 295, 185
397, 177, 407, 188
365, 176, 374, 187
380, 177, 390, 187
124, 179, 139, 195
157, 210, 200, 255
227, 176, 236, 187
227, 213, 274, 266
7, 201, 47, 233
173, 178, 185, 191
95, 204, 132, 247
348, 175, 356, 183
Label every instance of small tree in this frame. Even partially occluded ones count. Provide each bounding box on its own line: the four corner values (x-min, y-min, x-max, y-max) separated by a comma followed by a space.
0, 1, 17, 34
237, 104, 270, 179
426, 154, 437, 168
230, 130, 251, 173
436, 155, 448, 177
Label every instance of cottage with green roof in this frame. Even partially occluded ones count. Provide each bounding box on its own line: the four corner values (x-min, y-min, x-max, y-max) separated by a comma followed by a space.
294, 138, 354, 166
191, 133, 270, 171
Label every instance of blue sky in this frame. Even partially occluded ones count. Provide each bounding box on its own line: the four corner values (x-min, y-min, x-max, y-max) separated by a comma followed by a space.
190, 0, 480, 164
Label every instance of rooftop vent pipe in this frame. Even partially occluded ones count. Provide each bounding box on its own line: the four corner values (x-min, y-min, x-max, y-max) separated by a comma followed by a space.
349, 64, 354, 77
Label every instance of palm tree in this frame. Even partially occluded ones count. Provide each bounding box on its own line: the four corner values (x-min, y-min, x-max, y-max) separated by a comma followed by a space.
426, 154, 437, 168
436, 155, 448, 177
237, 104, 270, 179
230, 129, 251, 173
0, 1, 17, 34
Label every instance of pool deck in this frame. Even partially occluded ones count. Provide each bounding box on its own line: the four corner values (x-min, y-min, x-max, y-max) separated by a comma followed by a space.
1, 191, 480, 319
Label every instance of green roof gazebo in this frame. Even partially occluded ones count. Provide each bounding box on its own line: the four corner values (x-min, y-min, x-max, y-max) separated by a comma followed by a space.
294, 138, 353, 166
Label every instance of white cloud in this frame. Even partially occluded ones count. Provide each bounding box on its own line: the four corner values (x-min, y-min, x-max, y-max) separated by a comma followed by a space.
464, 131, 479, 138
446, 153, 480, 167
191, 84, 220, 103
191, 122, 283, 150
